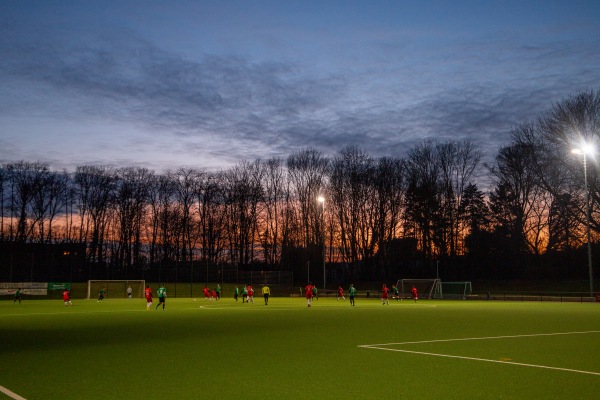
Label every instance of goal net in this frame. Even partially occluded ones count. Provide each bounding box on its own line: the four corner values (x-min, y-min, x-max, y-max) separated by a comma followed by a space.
87, 280, 145, 299
435, 281, 472, 299
397, 279, 440, 299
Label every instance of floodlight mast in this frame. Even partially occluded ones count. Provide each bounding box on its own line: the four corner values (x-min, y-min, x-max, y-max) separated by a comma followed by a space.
318, 196, 326, 294
572, 146, 594, 296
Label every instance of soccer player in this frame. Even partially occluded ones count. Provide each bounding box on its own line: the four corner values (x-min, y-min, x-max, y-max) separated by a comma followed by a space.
155, 284, 167, 311
98, 287, 106, 302
13, 288, 22, 304
337, 286, 345, 301
381, 284, 390, 305
411, 285, 418, 303
348, 284, 356, 306
62, 289, 72, 306
203, 285, 211, 301
145, 285, 153, 310
312, 285, 318, 300
305, 282, 314, 307
242, 285, 248, 303
391, 284, 400, 301
234, 285, 239, 302
216, 284, 221, 301
127, 285, 132, 299
262, 284, 270, 305
247, 285, 254, 303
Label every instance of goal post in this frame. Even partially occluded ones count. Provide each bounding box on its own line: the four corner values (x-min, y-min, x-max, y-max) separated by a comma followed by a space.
398, 279, 440, 299
87, 280, 145, 299
436, 281, 472, 299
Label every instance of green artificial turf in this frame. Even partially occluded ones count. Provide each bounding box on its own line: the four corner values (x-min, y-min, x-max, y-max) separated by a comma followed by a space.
1, 297, 599, 399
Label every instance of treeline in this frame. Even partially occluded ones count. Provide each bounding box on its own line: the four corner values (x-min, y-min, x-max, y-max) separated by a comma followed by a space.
1, 90, 599, 283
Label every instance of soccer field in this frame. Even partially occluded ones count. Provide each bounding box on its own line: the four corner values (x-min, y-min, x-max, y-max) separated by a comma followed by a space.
1, 297, 600, 400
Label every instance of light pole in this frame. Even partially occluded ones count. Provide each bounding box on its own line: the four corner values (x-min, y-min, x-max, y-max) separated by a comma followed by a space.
318, 196, 326, 294
572, 146, 594, 296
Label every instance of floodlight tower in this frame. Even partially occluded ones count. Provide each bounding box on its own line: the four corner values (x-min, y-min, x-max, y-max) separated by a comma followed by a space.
572, 144, 594, 296
318, 196, 326, 294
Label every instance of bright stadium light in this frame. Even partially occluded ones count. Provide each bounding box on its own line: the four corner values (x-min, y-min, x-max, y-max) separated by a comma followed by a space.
572, 143, 595, 296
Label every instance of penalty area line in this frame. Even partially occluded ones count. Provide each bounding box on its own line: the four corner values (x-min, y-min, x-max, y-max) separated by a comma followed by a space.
359, 346, 600, 376
0, 385, 27, 400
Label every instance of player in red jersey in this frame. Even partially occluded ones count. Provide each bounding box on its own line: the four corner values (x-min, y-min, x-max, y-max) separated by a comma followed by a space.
247, 285, 254, 303
203, 286, 212, 301
145, 285, 153, 310
411, 285, 418, 303
62, 289, 72, 306
337, 286, 345, 301
381, 284, 390, 305
305, 282, 314, 307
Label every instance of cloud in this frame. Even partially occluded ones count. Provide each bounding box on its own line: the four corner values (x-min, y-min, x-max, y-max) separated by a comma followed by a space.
1, 15, 599, 174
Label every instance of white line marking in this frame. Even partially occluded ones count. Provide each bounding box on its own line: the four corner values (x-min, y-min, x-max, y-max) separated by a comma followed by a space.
360, 346, 600, 376
359, 331, 600, 377
0, 385, 27, 400
193, 305, 299, 310
360, 330, 600, 347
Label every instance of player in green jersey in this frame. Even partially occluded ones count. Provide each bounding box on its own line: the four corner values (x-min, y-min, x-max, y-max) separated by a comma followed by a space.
348, 284, 357, 306
97, 287, 106, 302
155, 284, 167, 310
242, 285, 248, 303
14, 288, 22, 304
391, 284, 400, 301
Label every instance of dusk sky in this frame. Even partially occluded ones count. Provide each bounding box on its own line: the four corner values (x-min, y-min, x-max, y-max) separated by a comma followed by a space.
1, 0, 599, 172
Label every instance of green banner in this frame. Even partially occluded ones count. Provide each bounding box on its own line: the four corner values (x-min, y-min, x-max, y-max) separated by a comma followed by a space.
48, 282, 71, 290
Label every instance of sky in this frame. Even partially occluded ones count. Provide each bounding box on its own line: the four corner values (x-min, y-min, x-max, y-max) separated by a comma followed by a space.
1, 0, 599, 172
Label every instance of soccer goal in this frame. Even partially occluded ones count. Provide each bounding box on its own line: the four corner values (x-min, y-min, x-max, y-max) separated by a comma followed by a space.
435, 281, 472, 299
87, 280, 145, 299
398, 279, 440, 299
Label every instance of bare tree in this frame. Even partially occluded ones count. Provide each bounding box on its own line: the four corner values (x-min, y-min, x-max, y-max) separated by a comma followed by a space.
371, 157, 406, 277
30, 170, 70, 243
169, 168, 201, 265
196, 171, 226, 265
73, 166, 116, 263
536, 90, 600, 242
488, 137, 548, 274
222, 161, 264, 267
0, 164, 6, 240
258, 158, 290, 266
5, 161, 50, 242
436, 141, 483, 257
112, 167, 152, 274
287, 148, 329, 246
329, 146, 376, 276
404, 141, 442, 260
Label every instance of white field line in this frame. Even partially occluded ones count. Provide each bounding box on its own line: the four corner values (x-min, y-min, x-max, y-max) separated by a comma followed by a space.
0, 385, 27, 400
360, 330, 600, 347
359, 331, 600, 377
193, 305, 301, 310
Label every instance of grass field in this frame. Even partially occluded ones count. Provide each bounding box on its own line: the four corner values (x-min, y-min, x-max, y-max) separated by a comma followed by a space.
1, 296, 600, 400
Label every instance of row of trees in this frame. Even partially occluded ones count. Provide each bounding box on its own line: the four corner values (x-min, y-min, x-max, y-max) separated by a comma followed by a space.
1, 90, 599, 283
